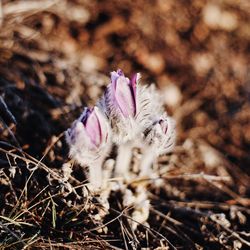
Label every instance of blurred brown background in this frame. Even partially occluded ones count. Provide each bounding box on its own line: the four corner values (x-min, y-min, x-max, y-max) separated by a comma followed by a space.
0, 0, 250, 248
1, 0, 249, 171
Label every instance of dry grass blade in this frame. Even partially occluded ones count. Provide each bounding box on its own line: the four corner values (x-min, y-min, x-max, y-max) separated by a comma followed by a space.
2, 0, 58, 16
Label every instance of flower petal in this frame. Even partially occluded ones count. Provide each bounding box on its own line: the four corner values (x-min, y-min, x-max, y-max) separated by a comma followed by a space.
130, 73, 140, 100
111, 69, 124, 90
93, 106, 109, 143
80, 107, 92, 125
85, 110, 101, 147
115, 76, 136, 117
159, 119, 168, 134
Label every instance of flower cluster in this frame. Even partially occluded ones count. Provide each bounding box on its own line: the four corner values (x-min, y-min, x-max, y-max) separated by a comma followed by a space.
66, 69, 175, 191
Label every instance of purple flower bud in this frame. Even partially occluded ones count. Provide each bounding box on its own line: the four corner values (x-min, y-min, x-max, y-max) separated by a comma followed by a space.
99, 69, 164, 144
66, 106, 111, 165
66, 106, 112, 190
145, 115, 176, 156
110, 69, 139, 118
80, 107, 107, 149
139, 114, 175, 177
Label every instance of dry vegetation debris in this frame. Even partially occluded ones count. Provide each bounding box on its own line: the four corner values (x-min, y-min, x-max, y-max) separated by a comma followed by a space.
0, 0, 250, 249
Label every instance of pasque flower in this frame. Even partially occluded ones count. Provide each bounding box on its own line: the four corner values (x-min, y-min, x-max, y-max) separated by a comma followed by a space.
109, 69, 137, 118
99, 69, 163, 176
100, 69, 162, 143
140, 114, 176, 176
66, 106, 111, 190
67, 69, 175, 187
146, 115, 175, 154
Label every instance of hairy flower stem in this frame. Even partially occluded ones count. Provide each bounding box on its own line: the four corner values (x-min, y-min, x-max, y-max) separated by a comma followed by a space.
115, 142, 133, 176
89, 158, 103, 191
139, 146, 156, 177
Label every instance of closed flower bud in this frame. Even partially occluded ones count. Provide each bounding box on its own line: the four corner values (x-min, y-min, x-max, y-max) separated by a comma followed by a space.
140, 114, 176, 177
67, 107, 110, 154
98, 69, 163, 177
145, 114, 176, 156
100, 69, 162, 144
66, 106, 111, 190
110, 69, 137, 118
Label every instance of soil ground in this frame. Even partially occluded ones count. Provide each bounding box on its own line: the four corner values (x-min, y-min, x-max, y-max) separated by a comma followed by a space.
0, 0, 250, 249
